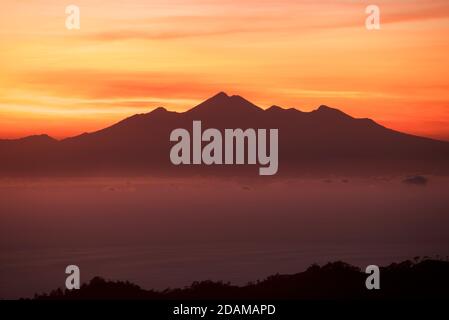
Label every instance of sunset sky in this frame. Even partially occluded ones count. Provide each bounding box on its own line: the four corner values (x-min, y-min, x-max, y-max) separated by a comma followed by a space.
1, 0, 448, 140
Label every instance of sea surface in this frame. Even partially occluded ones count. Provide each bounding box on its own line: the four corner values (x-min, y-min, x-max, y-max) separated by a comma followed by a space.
1, 176, 448, 299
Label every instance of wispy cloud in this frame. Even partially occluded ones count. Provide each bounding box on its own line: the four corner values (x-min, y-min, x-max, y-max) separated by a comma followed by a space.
15, 70, 225, 102
71, 1, 449, 42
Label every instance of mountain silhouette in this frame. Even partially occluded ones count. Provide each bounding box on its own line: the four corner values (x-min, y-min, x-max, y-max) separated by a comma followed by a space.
33, 258, 449, 300
1, 92, 448, 176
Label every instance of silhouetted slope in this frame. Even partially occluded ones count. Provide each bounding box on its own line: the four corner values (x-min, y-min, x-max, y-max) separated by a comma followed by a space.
1, 92, 449, 176
33, 259, 449, 300
0, 134, 58, 174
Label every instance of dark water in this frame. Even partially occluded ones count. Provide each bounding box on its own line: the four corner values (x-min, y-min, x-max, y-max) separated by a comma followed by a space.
1, 176, 448, 299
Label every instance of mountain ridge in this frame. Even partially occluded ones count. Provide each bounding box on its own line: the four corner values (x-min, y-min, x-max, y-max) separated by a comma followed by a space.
5, 93, 444, 144
1, 92, 448, 176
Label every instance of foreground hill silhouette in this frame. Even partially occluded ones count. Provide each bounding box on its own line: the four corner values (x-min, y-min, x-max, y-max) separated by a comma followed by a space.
33, 259, 449, 300
1, 92, 449, 176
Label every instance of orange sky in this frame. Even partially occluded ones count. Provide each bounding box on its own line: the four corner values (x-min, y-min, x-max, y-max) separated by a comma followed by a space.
1, 0, 448, 140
